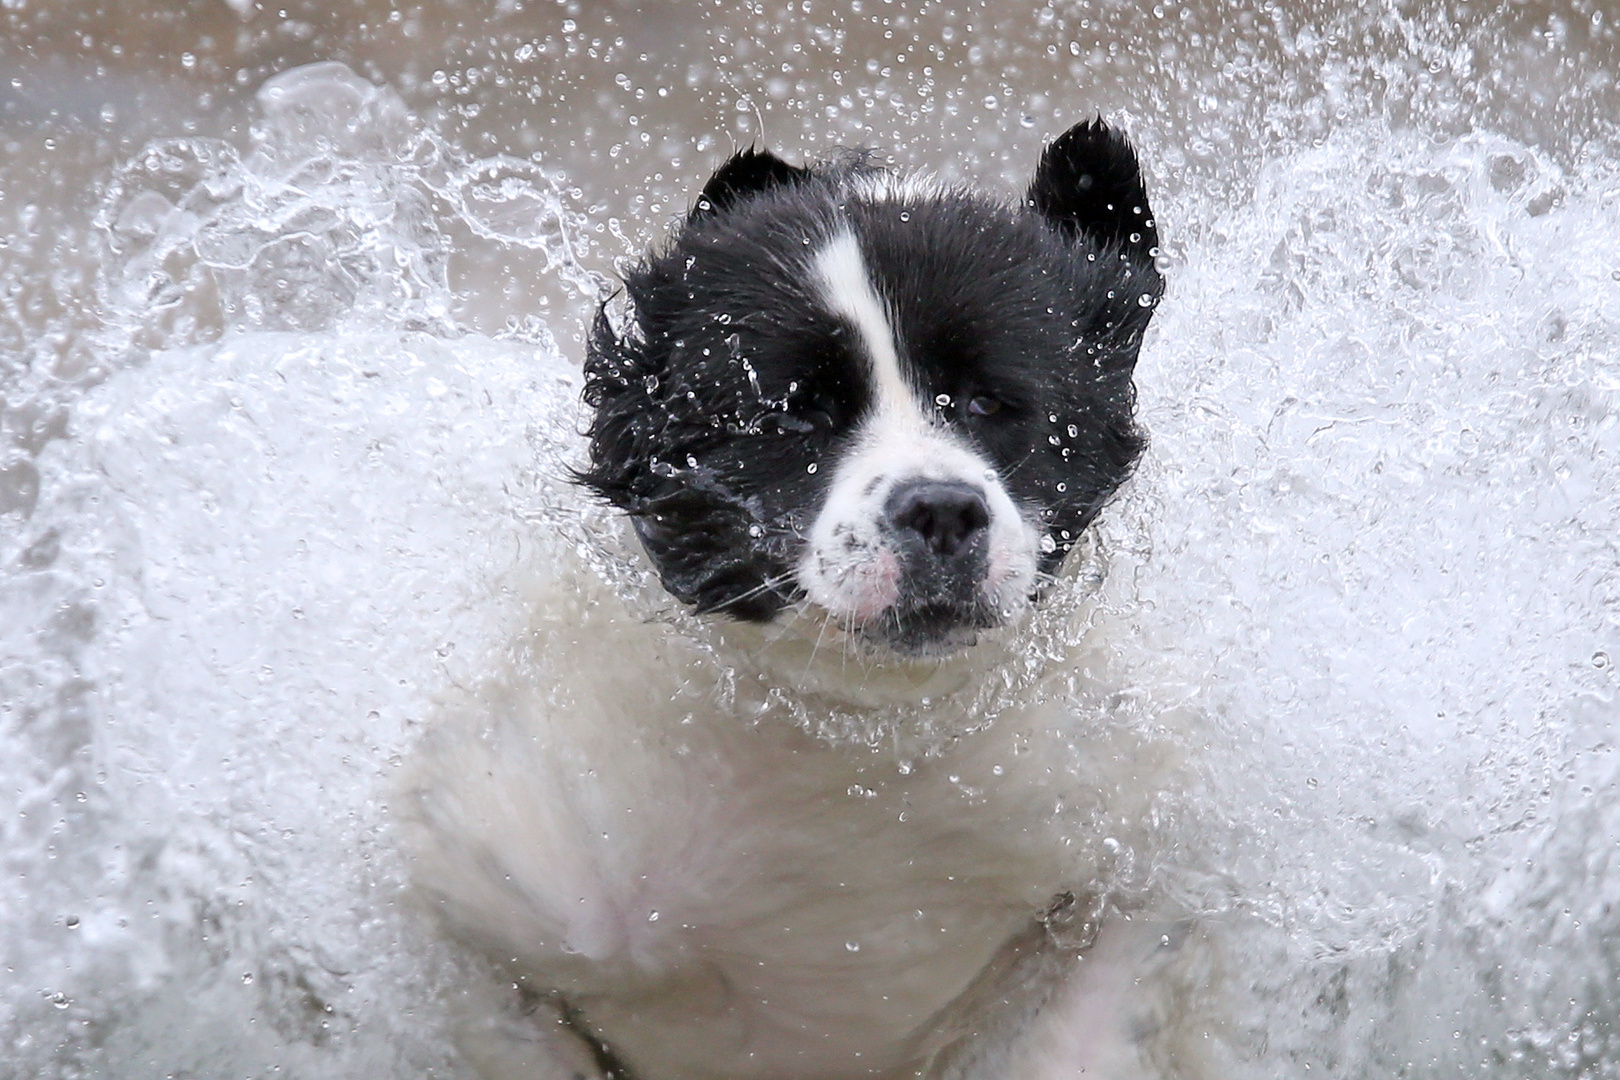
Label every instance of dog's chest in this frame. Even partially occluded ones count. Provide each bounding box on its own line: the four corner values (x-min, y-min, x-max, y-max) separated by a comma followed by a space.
563, 714, 1069, 1077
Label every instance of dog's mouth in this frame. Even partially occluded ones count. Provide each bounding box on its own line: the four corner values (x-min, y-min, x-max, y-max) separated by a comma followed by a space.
791, 511, 1037, 658
865, 527, 1004, 654
865, 597, 1002, 657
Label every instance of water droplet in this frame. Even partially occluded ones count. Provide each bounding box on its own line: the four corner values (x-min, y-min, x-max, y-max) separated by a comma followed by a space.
982, 95, 999, 110
242, 971, 254, 984
807, 462, 818, 474
49, 992, 70, 1009
1039, 534, 1058, 554
991, 764, 1004, 776
64, 915, 80, 930
899, 210, 910, 222
648, 910, 660, 922
845, 940, 861, 952
1138, 293, 1155, 307
934, 393, 951, 407
1594, 651, 1610, 669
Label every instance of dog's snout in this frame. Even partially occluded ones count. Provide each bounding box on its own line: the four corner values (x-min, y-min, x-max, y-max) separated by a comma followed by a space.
887, 480, 991, 558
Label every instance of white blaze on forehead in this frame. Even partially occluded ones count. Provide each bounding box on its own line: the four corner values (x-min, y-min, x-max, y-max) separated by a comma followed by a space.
812, 229, 914, 416
798, 228, 1041, 633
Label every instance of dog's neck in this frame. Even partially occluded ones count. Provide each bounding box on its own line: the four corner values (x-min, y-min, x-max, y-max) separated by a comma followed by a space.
716, 613, 996, 711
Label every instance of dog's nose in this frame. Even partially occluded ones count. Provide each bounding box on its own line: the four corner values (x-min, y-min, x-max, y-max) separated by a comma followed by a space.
886, 480, 991, 558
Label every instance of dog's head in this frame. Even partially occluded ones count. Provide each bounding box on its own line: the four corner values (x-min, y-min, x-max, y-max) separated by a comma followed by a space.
578, 120, 1162, 656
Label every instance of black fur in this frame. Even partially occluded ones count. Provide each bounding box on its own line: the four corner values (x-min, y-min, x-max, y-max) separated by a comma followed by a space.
578, 121, 1163, 623
690, 147, 813, 223
1027, 118, 1160, 270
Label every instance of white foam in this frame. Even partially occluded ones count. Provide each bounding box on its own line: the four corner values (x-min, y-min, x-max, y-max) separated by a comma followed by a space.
4, 59, 1620, 1080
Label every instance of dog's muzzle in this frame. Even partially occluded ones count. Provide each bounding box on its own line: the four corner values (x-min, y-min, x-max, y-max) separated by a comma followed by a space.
878, 478, 997, 651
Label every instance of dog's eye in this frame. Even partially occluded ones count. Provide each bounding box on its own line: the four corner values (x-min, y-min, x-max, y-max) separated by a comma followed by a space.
966, 394, 1003, 418
771, 403, 834, 434
787, 394, 838, 429
770, 413, 817, 434
799, 408, 835, 431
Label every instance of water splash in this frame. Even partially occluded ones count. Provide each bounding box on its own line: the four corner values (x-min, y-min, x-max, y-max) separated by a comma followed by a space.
93, 62, 597, 366
2, 28, 1619, 1080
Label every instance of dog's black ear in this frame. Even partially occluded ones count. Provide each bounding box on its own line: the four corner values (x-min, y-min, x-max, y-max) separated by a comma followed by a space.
690, 147, 811, 222
1028, 119, 1159, 269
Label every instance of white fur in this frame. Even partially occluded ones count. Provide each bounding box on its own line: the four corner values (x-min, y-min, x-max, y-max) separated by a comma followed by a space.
800, 229, 1040, 628
401, 546, 1196, 1080
813, 229, 911, 412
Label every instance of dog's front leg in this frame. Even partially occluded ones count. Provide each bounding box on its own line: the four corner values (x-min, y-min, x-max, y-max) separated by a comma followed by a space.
452, 984, 628, 1080
912, 893, 1159, 1080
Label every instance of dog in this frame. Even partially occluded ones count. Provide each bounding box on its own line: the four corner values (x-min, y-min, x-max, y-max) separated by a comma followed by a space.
403, 120, 1183, 1080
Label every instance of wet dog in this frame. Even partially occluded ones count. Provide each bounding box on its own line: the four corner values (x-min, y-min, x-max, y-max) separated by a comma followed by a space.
578, 122, 1159, 654
406, 121, 1176, 1080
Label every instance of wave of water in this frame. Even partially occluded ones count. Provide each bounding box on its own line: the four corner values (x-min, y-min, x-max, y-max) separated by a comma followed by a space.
2, 40, 1619, 1080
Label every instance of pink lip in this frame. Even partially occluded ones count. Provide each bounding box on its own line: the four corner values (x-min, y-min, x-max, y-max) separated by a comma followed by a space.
839, 549, 900, 625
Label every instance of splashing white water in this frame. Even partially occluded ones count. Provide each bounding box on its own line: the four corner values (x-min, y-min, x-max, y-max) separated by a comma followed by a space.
3, 48, 1619, 1080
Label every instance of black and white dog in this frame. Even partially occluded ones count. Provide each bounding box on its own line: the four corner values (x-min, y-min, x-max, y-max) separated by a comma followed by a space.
407, 121, 1185, 1080
579, 121, 1158, 655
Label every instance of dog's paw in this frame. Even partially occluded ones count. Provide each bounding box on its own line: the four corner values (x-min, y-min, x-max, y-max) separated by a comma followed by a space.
1040, 890, 1105, 953
452, 994, 613, 1080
